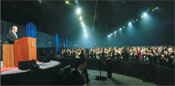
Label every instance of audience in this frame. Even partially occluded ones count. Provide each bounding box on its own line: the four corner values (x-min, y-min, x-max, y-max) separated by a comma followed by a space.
61, 46, 174, 69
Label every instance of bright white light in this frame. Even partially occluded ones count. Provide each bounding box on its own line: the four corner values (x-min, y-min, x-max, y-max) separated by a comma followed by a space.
83, 28, 86, 33
141, 15, 144, 18
75, 0, 78, 3
79, 16, 82, 21
81, 22, 85, 27
155, 7, 159, 10
76, 8, 81, 15
114, 31, 117, 34
128, 22, 132, 26
83, 28, 88, 38
65, 1, 69, 4
143, 12, 148, 17
108, 35, 111, 38
120, 28, 122, 31
84, 31, 88, 38
81, 21, 83, 25
85, 33, 88, 38
82, 24, 85, 27
108, 34, 112, 38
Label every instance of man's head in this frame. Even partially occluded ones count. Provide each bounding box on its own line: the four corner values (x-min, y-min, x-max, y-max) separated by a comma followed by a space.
12, 26, 18, 32
168, 47, 173, 53
81, 50, 84, 54
76, 59, 87, 71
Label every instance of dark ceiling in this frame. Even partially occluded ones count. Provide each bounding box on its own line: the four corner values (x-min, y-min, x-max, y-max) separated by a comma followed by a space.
1, 0, 174, 41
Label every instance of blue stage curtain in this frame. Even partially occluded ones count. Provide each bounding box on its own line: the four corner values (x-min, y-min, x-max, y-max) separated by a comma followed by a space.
66, 37, 68, 48
55, 33, 59, 52
26, 23, 37, 38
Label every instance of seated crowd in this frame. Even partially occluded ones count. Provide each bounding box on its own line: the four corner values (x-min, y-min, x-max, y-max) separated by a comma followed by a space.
61, 46, 175, 69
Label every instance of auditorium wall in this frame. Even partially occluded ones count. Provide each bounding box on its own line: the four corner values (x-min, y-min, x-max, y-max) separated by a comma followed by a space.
1, 20, 64, 48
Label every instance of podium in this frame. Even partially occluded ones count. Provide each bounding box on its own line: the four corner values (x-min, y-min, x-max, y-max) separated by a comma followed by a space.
2, 44, 15, 67
14, 37, 37, 67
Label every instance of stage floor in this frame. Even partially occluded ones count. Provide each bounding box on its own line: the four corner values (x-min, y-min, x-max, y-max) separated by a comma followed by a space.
88, 70, 156, 85
1, 60, 60, 75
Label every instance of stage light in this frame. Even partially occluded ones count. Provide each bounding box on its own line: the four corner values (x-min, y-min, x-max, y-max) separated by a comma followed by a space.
39, 0, 42, 3
114, 31, 117, 34
76, 8, 81, 15
135, 19, 138, 21
82, 23, 85, 27
155, 7, 159, 10
108, 33, 112, 38
79, 16, 82, 21
75, 0, 78, 3
143, 12, 148, 17
65, 1, 69, 4
83, 28, 86, 33
81, 21, 83, 25
141, 15, 144, 18
123, 26, 126, 29
128, 22, 132, 26
81, 21, 85, 27
85, 34, 88, 38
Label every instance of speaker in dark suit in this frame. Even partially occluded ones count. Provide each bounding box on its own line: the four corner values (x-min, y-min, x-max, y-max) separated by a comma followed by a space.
6, 26, 18, 44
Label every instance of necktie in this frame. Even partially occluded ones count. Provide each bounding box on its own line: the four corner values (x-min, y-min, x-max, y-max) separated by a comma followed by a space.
13, 32, 18, 39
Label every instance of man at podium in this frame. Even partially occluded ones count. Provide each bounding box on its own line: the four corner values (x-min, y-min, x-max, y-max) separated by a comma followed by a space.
6, 26, 18, 44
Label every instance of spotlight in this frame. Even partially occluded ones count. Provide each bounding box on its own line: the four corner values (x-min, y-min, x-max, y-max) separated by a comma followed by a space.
75, 0, 78, 3
79, 16, 82, 21
141, 15, 144, 18
85, 33, 88, 38
123, 26, 126, 29
128, 22, 132, 26
65, 1, 69, 4
83, 28, 86, 33
141, 12, 148, 18
39, 0, 42, 3
155, 7, 159, 10
76, 8, 81, 15
82, 23, 85, 27
135, 19, 138, 21
114, 31, 117, 34
143, 12, 148, 17
81, 21, 83, 24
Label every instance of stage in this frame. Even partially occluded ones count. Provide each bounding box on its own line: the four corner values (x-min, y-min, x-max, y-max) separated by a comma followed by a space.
1, 60, 61, 85
1, 60, 60, 75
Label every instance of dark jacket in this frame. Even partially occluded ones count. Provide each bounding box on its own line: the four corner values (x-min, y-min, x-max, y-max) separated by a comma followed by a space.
6, 30, 18, 44
79, 53, 85, 59
71, 69, 89, 85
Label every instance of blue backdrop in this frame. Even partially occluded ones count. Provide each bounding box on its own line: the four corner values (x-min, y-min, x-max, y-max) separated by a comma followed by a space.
26, 23, 37, 38
66, 37, 68, 48
55, 33, 59, 51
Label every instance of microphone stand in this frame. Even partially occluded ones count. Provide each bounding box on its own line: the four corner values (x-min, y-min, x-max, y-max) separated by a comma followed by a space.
95, 53, 107, 81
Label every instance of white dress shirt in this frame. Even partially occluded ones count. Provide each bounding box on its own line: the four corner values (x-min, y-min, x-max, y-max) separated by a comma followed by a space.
12, 30, 18, 39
